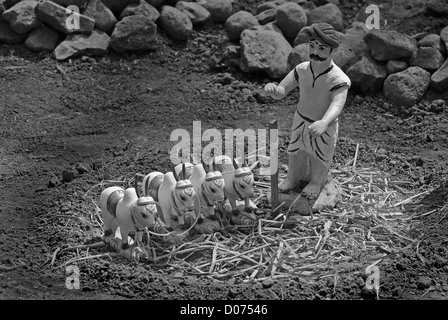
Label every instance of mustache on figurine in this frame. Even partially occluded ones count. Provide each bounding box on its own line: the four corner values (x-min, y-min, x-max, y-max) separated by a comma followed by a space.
310, 54, 327, 61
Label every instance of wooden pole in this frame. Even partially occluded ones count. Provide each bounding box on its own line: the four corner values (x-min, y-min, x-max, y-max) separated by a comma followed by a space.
269, 120, 279, 208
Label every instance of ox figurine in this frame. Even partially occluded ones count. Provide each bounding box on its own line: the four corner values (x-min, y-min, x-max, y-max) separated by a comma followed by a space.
189, 159, 226, 233
210, 155, 258, 226
139, 163, 200, 231
99, 186, 158, 260
174, 162, 194, 180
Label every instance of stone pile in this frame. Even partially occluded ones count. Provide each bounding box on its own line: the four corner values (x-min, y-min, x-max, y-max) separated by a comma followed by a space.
0, 0, 232, 60
0, 0, 447, 104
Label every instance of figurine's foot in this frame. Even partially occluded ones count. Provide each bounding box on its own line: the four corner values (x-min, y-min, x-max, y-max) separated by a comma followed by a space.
278, 178, 296, 192
300, 183, 323, 200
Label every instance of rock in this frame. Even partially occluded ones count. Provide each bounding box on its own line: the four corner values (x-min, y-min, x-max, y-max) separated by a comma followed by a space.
341, 21, 369, 56
224, 10, 258, 42
61, 169, 77, 182
110, 15, 158, 53
35, 0, 95, 34
2, 0, 42, 34
418, 34, 446, 56
383, 66, 431, 107
386, 60, 408, 74
256, 0, 286, 15
441, 27, 448, 54
83, 0, 117, 34
159, 6, 192, 41
197, 0, 232, 24
429, 99, 446, 113
427, 0, 448, 16
24, 25, 59, 52
275, 2, 307, 41
240, 28, 292, 79
120, 0, 160, 22
258, 22, 284, 36
0, 21, 27, 43
307, 3, 344, 32
431, 59, 448, 92
410, 47, 444, 72
417, 276, 432, 290
175, 1, 211, 25
255, 8, 275, 25
293, 27, 310, 47
346, 52, 387, 96
0, 0, 21, 22
101, 0, 140, 14
364, 29, 417, 61
288, 43, 309, 71
301, 1, 316, 14
54, 29, 110, 61
332, 41, 356, 71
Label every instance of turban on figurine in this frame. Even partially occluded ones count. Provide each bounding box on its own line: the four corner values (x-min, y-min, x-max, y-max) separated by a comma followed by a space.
302, 22, 341, 49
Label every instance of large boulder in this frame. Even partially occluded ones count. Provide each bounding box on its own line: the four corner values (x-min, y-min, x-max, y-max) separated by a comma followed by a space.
175, 1, 211, 25
83, 0, 117, 34
34, 0, 95, 34
341, 21, 369, 56
410, 47, 444, 72
2, 0, 41, 34
0, 21, 27, 43
239, 28, 292, 79
0, 0, 21, 22
224, 11, 258, 42
197, 0, 232, 24
418, 34, 446, 56
54, 28, 110, 61
364, 29, 417, 61
383, 66, 431, 107
24, 24, 59, 52
275, 2, 307, 41
110, 15, 158, 53
307, 3, 344, 32
346, 52, 387, 95
159, 5, 192, 41
431, 59, 448, 92
332, 42, 356, 71
120, 0, 160, 22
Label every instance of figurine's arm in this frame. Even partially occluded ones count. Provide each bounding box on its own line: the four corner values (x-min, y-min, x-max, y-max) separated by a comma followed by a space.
264, 67, 299, 100
309, 86, 348, 137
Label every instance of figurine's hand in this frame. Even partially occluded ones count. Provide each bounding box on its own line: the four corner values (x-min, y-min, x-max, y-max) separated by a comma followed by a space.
264, 83, 285, 100
308, 120, 328, 137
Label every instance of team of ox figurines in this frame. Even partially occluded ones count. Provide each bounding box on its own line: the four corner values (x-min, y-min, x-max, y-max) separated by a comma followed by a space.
99, 155, 258, 260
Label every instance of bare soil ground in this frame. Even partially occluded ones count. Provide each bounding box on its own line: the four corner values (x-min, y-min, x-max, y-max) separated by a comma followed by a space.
1, 0, 448, 301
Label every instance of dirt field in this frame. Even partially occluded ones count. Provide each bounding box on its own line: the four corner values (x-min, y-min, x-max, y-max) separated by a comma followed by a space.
1, 0, 448, 302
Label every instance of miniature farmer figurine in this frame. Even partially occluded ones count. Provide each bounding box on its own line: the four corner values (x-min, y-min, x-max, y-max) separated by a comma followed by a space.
264, 22, 351, 200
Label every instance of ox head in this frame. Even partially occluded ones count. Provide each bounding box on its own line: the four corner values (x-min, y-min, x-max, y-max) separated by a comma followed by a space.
232, 158, 254, 199
201, 158, 225, 204
171, 163, 197, 228
130, 196, 158, 229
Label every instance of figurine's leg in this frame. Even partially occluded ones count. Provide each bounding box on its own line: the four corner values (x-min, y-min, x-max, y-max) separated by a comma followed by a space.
301, 156, 328, 199
278, 151, 308, 192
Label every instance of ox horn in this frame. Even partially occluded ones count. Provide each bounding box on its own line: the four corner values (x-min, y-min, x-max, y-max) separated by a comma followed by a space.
182, 163, 186, 180
171, 162, 178, 182
233, 157, 240, 169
